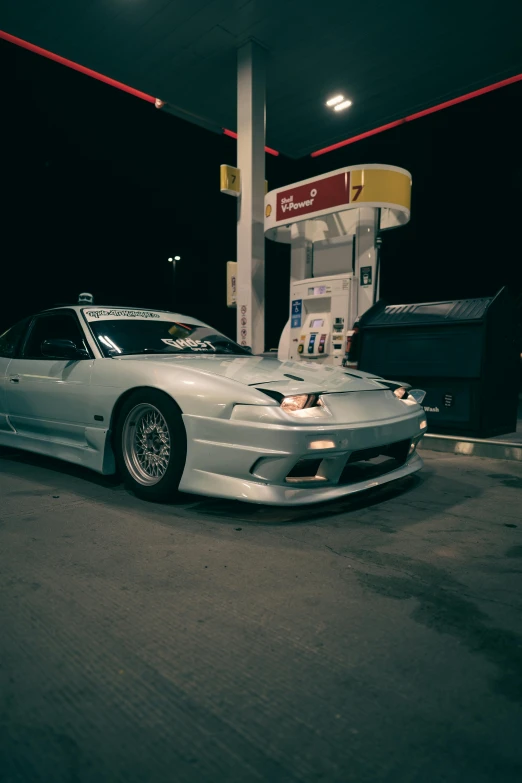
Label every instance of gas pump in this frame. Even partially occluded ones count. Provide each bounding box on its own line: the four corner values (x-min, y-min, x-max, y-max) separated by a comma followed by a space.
265, 164, 412, 366
286, 274, 351, 363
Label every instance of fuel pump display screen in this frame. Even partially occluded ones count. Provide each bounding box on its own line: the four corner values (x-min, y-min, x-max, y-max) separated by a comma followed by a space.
310, 319, 324, 327
307, 286, 327, 295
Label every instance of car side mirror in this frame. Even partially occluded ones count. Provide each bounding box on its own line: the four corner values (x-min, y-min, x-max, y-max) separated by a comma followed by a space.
408, 388, 426, 405
41, 339, 88, 360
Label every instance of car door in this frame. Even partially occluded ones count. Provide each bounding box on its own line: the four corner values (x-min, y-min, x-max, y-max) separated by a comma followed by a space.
5, 310, 94, 446
0, 318, 31, 434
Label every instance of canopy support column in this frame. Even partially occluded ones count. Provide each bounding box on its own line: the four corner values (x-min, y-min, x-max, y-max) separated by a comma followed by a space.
236, 41, 266, 353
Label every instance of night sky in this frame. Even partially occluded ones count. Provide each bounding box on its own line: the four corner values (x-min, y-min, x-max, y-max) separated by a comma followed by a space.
2, 39, 522, 349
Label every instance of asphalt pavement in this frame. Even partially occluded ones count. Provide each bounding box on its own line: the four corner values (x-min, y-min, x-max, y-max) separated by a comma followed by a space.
0, 446, 521, 783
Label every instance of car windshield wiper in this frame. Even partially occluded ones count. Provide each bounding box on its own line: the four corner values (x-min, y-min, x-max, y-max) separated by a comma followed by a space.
113, 349, 168, 356
112, 347, 249, 357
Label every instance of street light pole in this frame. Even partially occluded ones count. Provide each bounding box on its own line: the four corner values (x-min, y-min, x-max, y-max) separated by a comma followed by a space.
167, 256, 181, 310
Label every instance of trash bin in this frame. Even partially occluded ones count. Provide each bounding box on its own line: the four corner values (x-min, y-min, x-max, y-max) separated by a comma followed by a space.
357, 287, 519, 437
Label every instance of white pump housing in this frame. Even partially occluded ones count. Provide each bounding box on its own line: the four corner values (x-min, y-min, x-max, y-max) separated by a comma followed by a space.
264, 164, 412, 366
279, 274, 351, 365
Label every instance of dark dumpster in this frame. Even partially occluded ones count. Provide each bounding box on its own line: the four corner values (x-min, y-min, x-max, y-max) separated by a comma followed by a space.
357, 287, 519, 437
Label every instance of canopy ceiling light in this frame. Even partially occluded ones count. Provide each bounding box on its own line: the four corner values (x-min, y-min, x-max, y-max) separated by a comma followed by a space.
334, 99, 353, 112
326, 94, 345, 107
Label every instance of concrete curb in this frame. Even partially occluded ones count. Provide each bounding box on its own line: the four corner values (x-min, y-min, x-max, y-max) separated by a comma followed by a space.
419, 433, 522, 462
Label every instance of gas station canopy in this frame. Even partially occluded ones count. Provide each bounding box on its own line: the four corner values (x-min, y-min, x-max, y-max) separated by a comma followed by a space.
1, 1, 521, 158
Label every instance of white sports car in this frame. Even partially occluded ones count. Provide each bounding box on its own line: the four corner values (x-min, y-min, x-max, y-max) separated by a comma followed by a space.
0, 306, 427, 505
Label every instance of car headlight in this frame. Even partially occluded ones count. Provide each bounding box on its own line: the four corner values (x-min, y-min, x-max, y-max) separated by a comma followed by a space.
280, 394, 328, 417
393, 387, 426, 406
393, 387, 408, 399
281, 394, 316, 412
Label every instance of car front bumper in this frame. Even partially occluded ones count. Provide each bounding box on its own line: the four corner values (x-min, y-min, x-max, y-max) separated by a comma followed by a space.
179, 405, 426, 505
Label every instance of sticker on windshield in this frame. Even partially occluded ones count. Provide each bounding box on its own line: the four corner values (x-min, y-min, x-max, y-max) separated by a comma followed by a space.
84, 309, 169, 322
161, 338, 216, 352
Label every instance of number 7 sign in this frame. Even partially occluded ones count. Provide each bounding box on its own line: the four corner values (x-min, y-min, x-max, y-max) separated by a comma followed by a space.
352, 184, 364, 201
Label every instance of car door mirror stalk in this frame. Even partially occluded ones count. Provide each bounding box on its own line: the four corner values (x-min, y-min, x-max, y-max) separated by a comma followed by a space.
41, 339, 88, 360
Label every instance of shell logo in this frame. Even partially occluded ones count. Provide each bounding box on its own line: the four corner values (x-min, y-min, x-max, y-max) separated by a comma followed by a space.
265, 204, 272, 218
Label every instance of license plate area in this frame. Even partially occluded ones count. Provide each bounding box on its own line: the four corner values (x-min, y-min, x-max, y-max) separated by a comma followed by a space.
339, 439, 411, 484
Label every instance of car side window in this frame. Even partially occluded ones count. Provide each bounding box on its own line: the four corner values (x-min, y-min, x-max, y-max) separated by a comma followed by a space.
22, 313, 89, 359
0, 318, 31, 358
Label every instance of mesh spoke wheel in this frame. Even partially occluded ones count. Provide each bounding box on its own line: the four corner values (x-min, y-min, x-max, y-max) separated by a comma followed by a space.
122, 403, 171, 486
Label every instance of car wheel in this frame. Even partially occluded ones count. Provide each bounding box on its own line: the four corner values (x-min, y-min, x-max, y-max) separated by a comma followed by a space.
114, 389, 187, 501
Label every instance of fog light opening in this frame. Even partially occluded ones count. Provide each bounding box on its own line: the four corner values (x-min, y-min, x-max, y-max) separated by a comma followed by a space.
286, 458, 327, 483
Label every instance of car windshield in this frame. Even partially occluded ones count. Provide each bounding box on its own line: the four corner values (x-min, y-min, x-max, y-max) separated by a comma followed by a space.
83, 309, 250, 357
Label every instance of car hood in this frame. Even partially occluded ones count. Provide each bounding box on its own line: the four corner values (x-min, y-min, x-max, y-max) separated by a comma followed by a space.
116, 354, 385, 394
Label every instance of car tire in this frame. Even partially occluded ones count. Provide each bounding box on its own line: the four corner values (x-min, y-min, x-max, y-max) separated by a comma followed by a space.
114, 389, 187, 502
